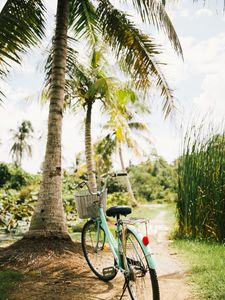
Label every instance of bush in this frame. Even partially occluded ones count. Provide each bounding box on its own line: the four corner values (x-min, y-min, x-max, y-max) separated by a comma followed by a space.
107, 192, 130, 206
128, 158, 177, 202
0, 188, 36, 232
106, 177, 126, 193
0, 163, 11, 187
9, 168, 30, 190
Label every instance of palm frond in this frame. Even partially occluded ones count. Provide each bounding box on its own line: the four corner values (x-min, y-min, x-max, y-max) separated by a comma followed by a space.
69, 0, 99, 44
87, 77, 110, 99
0, 0, 46, 71
128, 121, 148, 131
0, 0, 45, 101
125, 134, 141, 156
96, 0, 174, 116
129, 0, 183, 57
150, 57, 175, 117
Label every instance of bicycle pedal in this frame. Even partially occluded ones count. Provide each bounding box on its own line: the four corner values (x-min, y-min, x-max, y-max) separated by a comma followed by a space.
103, 266, 116, 277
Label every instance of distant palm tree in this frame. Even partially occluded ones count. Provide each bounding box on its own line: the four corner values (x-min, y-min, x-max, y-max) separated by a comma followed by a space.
10, 120, 34, 167
103, 86, 151, 207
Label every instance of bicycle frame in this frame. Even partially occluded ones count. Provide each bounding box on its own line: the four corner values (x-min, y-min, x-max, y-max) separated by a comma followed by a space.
96, 207, 156, 272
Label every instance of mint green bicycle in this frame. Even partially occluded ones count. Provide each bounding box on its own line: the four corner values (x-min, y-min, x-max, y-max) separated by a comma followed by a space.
75, 173, 160, 300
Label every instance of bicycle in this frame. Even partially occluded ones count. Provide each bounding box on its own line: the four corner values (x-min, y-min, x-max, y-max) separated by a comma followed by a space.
75, 173, 160, 300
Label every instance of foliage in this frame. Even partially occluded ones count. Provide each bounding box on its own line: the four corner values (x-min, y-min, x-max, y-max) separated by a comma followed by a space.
0, 167, 81, 232
177, 124, 225, 242
0, 188, 37, 232
0, 163, 37, 190
107, 192, 130, 206
128, 157, 177, 202
9, 168, 32, 190
173, 239, 225, 300
62, 171, 80, 225
106, 176, 126, 194
94, 134, 116, 176
103, 86, 151, 156
0, 163, 11, 187
0, 268, 23, 300
0, 156, 177, 232
0, 163, 40, 231
43, 0, 182, 114
0, 0, 46, 100
96, 0, 180, 110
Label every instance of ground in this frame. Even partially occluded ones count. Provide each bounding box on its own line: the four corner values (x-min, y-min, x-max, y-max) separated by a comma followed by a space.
0, 207, 197, 300
148, 210, 196, 300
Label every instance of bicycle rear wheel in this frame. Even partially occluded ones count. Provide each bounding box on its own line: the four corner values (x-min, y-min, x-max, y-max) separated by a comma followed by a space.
125, 229, 160, 300
82, 219, 117, 281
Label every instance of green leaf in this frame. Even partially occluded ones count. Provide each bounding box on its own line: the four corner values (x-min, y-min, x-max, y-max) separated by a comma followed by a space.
69, 0, 99, 44
0, 0, 46, 98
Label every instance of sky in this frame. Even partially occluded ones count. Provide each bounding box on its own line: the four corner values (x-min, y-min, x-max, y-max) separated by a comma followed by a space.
0, 0, 224, 173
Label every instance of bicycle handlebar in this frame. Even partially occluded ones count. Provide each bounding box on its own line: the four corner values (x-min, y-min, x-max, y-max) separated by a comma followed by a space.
112, 172, 127, 177
77, 181, 87, 188
75, 172, 128, 196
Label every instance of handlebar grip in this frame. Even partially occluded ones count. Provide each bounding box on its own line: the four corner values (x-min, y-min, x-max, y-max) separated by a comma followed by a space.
113, 172, 127, 177
78, 181, 87, 188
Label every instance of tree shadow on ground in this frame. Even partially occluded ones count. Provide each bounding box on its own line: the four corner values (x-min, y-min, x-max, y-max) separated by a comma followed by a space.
0, 237, 126, 300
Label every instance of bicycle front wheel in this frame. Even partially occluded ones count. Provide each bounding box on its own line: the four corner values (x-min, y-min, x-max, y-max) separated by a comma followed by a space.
82, 219, 117, 281
125, 230, 160, 300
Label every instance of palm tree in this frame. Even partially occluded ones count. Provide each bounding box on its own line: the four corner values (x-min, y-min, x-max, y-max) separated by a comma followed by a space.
103, 86, 151, 207
10, 120, 34, 167
28, 0, 70, 238
66, 48, 114, 192
1, 0, 182, 239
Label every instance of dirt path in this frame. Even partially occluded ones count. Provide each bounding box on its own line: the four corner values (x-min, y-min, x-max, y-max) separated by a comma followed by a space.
146, 210, 196, 300
0, 206, 196, 300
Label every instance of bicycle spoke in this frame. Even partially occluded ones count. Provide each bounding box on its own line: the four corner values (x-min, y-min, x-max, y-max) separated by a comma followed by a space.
82, 220, 117, 281
125, 230, 159, 300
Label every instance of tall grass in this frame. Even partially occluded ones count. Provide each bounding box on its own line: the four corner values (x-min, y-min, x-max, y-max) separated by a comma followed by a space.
177, 122, 225, 242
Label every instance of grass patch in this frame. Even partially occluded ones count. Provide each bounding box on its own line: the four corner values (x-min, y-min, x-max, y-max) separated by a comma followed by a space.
172, 239, 225, 299
162, 203, 176, 226
0, 268, 23, 300
130, 204, 164, 220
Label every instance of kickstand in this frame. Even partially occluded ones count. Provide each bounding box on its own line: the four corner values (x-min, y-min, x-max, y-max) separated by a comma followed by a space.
119, 279, 129, 300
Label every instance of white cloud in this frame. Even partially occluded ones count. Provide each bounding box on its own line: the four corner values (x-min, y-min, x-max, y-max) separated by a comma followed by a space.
185, 33, 225, 74
180, 9, 190, 18
193, 72, 225, 122
196, 8, 213, 17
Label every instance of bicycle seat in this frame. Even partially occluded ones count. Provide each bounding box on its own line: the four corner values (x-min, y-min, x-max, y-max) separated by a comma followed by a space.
106, 206, 132, 218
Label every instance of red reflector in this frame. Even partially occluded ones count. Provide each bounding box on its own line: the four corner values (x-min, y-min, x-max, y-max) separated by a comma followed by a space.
142, 236, 149, 246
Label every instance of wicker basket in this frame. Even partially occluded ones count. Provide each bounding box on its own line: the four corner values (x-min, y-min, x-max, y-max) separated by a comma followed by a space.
75, 189, 107, 219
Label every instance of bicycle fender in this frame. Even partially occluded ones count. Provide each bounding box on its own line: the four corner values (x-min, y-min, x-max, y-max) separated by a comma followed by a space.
127, 224, 156, 269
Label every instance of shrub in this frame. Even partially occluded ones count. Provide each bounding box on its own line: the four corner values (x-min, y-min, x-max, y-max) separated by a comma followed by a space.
9, 169, 29, 190
107, 192, 130, 206
128, 158, 177, 202
0, 163, 11, 187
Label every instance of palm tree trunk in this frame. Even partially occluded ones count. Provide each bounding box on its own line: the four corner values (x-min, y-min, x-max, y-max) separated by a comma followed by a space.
85, 101, 97, 192
118, 144, 139, 207
27, 0, 69, 238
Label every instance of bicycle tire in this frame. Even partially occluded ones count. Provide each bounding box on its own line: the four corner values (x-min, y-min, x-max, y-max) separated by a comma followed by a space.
81, 219, 117, 281
125, 229, 160, 300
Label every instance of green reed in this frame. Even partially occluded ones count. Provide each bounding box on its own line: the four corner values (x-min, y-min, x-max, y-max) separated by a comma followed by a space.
177, 123, 225, 242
